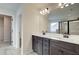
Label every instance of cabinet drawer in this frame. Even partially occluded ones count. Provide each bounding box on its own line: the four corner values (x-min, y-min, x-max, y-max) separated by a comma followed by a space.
50, 45, 62, 55
43, 48, 49, 55
38, 39, 42, 44
43, 38, 49, 47
43, 38, 49, 42
43, 41, 49, 47
43, 46, 49, 55
37, 43, 42, 55
50, 44, 76, 55
50, 39, 75, 52
43, 43, 49, 47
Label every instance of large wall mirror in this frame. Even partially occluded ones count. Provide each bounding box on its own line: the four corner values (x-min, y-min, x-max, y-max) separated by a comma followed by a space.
59, 19, 79, 35
48, 19, 79, 35
48, 3, 79, 35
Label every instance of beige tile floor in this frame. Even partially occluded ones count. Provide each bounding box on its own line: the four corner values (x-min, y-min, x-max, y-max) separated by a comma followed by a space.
23, 50, 38, 55
0, 42, 21, 55
0, 42, 38, 55
25, 52, 38, 55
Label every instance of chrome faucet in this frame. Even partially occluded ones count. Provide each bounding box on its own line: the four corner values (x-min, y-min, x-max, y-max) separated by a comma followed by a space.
63, 33, 69, 38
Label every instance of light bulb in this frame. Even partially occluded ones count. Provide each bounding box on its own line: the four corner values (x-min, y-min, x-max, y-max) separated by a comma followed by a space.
65, 4, 69, 7
42, 10, 45, 14
58, 3, 62, 6
45, 8, 48, 12
40, 11, 42, 14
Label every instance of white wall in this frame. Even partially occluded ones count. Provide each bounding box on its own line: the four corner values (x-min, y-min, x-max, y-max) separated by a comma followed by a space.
21, 4, 48, 54
15, 4, 23, 48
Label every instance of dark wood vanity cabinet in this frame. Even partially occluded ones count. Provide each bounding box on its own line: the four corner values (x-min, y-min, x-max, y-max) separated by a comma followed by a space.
32, 35, 50, 55
32, 35, 79, 55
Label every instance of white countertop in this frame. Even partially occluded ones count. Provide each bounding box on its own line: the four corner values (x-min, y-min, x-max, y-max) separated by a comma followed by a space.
32, 33, 79, 45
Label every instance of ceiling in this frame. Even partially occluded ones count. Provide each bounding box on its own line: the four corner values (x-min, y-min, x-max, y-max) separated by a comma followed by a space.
32, 3, 58, 11
0, 3, 58, 14
0, 3, 22, 13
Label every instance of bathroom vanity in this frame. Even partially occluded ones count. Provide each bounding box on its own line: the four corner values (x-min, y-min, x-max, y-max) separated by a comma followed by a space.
32, 33, 79, 55
31, 3, 79, 55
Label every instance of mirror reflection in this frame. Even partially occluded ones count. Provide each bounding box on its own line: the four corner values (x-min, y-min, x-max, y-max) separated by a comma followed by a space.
48, 3, 79, 35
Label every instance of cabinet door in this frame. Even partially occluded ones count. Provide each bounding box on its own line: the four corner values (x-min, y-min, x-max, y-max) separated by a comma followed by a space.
32, 36, 43, 55
51, 47, 75, 55
50, 45, 62, 55
74, 45, 79, 54
37, 37, 43, 55
50, 39, 77, 55
32, 36, 38, 52
43, 38, 50, 55
50, 39, 62, 55
50, 39, 76, 53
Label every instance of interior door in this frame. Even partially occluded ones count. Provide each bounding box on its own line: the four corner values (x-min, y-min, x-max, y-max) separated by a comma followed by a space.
4, 16, 12, 44
0, 18, 4, 42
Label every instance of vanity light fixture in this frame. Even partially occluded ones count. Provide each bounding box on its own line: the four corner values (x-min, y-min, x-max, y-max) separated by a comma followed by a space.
40, 8, 49, 15
58, 3, 75, 8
